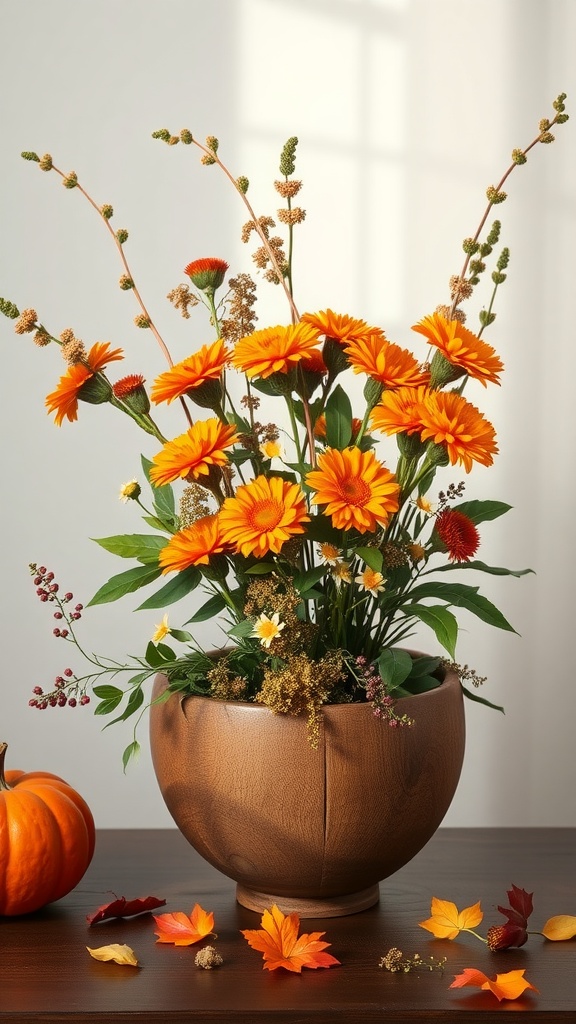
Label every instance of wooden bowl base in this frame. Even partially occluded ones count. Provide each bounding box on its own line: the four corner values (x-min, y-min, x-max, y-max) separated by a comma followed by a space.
236, 882, 380, 918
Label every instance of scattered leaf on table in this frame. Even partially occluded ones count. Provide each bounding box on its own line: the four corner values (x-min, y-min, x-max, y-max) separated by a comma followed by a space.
419, 897, 483, 939
153, 903, 215, 945
87, 943, 139, 966
241, 903, 340, 973
486, 883, 533, 949
87, 894, 166, 925
450, 967, 538, 1002
541, 914, 576, 940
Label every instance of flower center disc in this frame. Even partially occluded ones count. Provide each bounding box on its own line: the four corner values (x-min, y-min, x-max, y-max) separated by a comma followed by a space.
251, 499, 283, 531
339, 476, 370, 506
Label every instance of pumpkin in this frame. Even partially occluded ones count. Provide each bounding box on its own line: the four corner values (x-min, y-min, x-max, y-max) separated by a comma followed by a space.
0, 741, 96, 916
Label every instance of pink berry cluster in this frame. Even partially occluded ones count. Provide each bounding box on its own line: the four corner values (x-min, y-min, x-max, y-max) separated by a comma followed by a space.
28, 563, 90, 711
355, 656, 414, 729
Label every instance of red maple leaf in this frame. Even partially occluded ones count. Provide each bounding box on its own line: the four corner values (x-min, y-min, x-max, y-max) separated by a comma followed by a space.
241, 903, 340, 973
87, 894, 166, 925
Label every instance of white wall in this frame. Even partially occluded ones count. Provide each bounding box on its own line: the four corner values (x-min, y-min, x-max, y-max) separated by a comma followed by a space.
1, 0, 574, 828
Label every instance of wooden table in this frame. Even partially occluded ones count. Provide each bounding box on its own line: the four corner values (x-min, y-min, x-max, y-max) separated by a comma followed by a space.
0, 828, 574, 1022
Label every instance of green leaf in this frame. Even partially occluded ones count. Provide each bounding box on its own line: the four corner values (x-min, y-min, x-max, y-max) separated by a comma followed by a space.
452, 499, 512, 524
141, 515, 174, 534
403, 673, 442, 695
376, 647, 413, 691
355, 546, 384, 572
142, 454, 176, 517
136, 566, 201, 610
103, 686, 145, 729
87, 565, 162, 606
416, 582, 516, 633
186, 592, 227, 623
169, 628, 194, 643
293, 566, 326, 594
408, 655, 442, 679
92, 534, 167, 562
227, 619, 256, 639
404, 604, 458, 658
94, 692, 123, 716
144, 641, 175, 667
324, 384, 353, 449
461, 683, 505, 713
433, 559, 534, 578
122, 740, 141, 772
93, 684, 124, 700
244, 563, 276, 575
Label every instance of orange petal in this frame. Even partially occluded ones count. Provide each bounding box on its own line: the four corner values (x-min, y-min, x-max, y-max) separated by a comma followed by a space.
451, 967, 538, 1002
541, 914, 576, 940
154, 904, 215, 945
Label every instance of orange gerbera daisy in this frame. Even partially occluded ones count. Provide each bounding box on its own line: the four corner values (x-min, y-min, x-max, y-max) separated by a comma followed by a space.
306, 447, 400, 533
370, 385, 431, 437
159, 514, 228, 573
345, 334, 429, 388
219, 475, 309, 557
412, 312, 504, 386
232, 322, 320, 379
418, 391, 498, 471
149, 418, 239, 487
45, 341, 124, 425
301, 309, 380, 345
151, 339, 230, 405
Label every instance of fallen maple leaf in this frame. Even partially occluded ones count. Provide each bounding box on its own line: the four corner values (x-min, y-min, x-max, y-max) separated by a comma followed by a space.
87, 894, 166, 925
541, 914, 576, 940
241, 903, 340, 973
87, 943, 139, 967
419, 897, 483, 940
450, 967, 538, 1001
153, 904, 215, 946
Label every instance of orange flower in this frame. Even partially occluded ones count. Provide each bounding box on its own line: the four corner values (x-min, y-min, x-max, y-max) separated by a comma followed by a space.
434, 508, 480, 561
413, 312, 504, 386
184, 257, 228, 290
301, 309, 378, 345
418, 390, 498, 472
219, 475, 309, 557
232, 322, 320, 379
369, 385, 430, 437
151, 339, 230, 405
150, 418, 238, 487
419, 897, 484, 940
154, 904, 215, 946
241, 903, 340, 973
450, 968, 538, 1002
345, 334, 428, 388
159, 515, 228, 573
45, 341, 124, 425
306, 447, 400, 533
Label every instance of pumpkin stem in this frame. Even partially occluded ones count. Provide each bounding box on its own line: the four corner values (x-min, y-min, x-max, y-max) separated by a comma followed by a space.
0, 742, 10, 790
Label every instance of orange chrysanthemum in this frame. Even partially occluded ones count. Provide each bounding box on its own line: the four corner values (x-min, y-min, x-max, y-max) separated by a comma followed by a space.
418, 390, 498, 472
151, 339, 230, 405
412, 312, 504, 386
306, 447, 400, 533
434, 508, 480, 561
345, 334, 429, 388
150, 418, 239, 487
45, 341, 124, 425
159, 514, 228, 573
219, 475, 309, 557
232, 322, 321, 379
369, 385, 431, 437
301, 309, 379, 346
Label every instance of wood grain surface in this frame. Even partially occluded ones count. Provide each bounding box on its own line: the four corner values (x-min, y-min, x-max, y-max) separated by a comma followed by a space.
0, 828, 574, 1022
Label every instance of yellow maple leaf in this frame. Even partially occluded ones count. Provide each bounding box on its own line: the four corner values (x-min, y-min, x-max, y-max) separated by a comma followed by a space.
419, 897, 483, 940
86, 943, 139, 966
541, 914, 576, 940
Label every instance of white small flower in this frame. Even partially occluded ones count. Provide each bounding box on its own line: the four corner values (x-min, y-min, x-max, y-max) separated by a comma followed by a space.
317, 542, 342, 566
355, 568, 386, 596
331, 560, 352, 585
251, 612, 285, 649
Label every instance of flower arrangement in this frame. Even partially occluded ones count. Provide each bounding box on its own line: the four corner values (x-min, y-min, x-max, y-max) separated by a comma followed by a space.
1, 94, 568, 765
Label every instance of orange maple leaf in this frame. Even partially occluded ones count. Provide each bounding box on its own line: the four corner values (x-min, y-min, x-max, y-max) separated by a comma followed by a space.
450, 967, 538, 1002
419, 897, 483, 940
241, 903, 341, 973
153, 903, 215, 946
